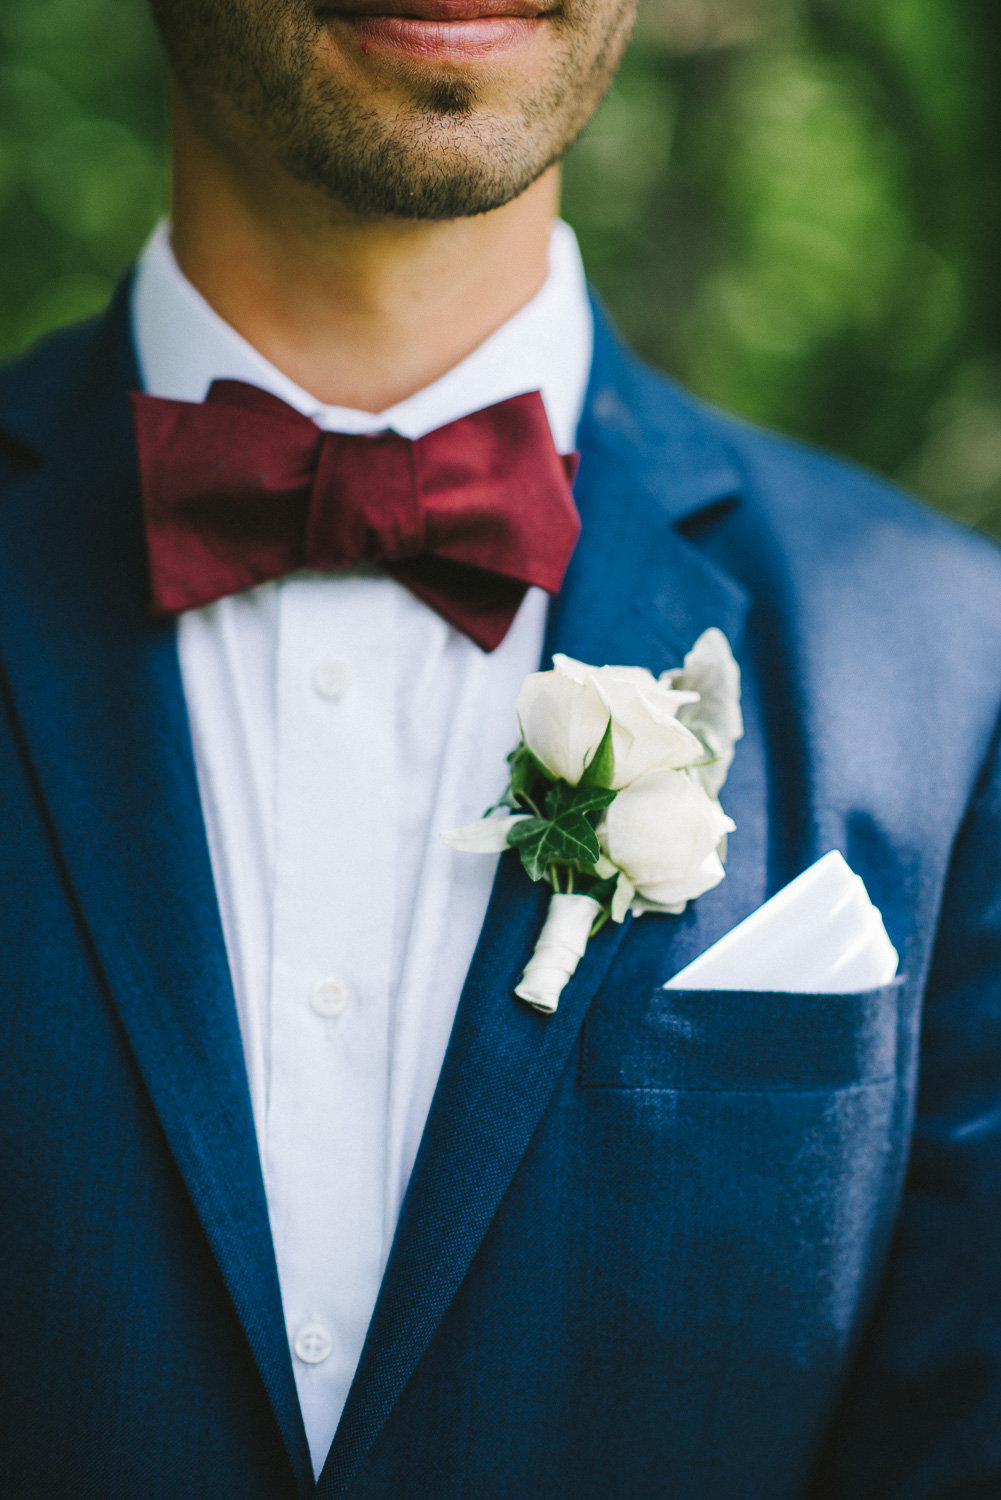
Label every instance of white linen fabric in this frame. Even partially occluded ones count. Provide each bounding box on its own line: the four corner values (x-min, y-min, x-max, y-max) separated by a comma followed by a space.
131, 220, 593, 1475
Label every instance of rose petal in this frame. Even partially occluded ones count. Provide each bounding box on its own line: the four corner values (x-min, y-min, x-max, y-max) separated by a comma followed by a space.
600, 768, 735, 903
441, 815, 533, 853
663, 628, 744, 794
515, 667, 609, 785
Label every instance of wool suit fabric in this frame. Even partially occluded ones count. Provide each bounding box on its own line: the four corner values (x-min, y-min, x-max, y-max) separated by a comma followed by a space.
2, 282, 1001, 1498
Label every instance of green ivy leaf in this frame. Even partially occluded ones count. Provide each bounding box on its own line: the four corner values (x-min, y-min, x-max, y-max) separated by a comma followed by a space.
510, 744, 553, 799
507, 775, 617, 882
486, 743, 551, 814
544, 779, 617, 821
508, 744, 541, 800
548, 812, 602, 865
506, 821, 550, 882
508, 812, 603, 882
580, 716, 615, 789
507, 817, 548, 844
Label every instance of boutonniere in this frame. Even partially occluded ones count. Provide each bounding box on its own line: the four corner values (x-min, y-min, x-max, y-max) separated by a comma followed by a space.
443, 628, 743, 1013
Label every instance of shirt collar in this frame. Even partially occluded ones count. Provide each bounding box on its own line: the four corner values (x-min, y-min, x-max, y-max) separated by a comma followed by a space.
131, 219, 593, 454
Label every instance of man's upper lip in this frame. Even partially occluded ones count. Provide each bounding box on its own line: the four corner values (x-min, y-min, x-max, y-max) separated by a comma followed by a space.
321, 0, 551, 18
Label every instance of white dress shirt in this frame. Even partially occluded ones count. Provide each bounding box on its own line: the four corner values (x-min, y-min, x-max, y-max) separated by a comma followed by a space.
131, 220, 593, 1474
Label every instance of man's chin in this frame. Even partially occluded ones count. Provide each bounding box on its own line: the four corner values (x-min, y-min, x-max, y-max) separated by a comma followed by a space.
301, 150, 545, 222
281, 84, 549, 220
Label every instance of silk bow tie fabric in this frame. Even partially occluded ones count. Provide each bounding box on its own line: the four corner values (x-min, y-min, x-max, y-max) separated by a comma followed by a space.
130, 380, 581, 651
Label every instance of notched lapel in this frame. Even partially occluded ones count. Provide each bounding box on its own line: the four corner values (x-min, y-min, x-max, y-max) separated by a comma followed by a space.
0, 294, 312, 1494
317, 307, 755, 1498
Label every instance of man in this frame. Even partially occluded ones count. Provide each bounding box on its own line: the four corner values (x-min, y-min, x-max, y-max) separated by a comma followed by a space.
2, 0, 1001, 1495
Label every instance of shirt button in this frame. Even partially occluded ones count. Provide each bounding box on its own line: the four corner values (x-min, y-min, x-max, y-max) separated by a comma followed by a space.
293, 1322, 333, 1365
312, 658, 351, 701
310, 978, 351, 1018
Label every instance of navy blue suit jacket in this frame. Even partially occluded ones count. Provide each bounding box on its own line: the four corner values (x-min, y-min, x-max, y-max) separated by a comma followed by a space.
3, 284, 1001, 1499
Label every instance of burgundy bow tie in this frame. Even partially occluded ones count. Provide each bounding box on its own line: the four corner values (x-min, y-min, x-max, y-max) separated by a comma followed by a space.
130, 380, 581, 651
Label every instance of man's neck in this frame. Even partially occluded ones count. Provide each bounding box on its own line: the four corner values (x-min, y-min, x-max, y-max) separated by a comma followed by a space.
168, 97, 559, 412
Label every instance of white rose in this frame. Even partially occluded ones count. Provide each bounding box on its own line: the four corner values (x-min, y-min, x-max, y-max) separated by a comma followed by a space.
599, 767, 736, 914
661, 628, 743, 794
514, 654, 703, 790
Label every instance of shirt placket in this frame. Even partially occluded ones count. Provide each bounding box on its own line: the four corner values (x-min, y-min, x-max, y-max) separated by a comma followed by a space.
263, 572, 397, 1466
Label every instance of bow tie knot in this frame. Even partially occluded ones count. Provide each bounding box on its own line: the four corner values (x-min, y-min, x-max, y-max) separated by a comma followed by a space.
132, 378, 581, 650
308, 428, 427, 568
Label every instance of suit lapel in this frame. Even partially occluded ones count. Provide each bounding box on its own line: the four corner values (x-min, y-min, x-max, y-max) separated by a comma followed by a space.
316, 307, 752, 1498
0, 292, 312, 1495
0, 292, 758, 1497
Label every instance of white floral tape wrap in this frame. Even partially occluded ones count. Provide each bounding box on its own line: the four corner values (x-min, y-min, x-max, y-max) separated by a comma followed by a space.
514, 894, 602, 1013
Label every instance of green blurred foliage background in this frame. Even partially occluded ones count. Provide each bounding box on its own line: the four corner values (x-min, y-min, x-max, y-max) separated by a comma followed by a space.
1, 0, 999, 533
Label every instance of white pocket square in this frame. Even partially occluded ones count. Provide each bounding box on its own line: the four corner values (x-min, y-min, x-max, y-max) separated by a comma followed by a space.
664, 850, 899, 993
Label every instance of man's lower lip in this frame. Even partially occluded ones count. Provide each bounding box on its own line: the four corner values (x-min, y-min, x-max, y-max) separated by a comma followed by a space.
329, 13, 541, 59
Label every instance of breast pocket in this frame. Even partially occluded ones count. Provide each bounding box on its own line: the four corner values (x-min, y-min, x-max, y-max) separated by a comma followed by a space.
580, 976, 907, 1092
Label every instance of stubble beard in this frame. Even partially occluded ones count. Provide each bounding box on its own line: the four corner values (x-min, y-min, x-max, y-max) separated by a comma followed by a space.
150, 0, 636, 220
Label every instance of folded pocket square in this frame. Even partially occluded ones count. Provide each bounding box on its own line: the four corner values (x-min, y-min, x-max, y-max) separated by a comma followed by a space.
664, 850, 899, 993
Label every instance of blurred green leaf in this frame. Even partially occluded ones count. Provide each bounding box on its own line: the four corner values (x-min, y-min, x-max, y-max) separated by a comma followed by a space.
0, 0, 998, 536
